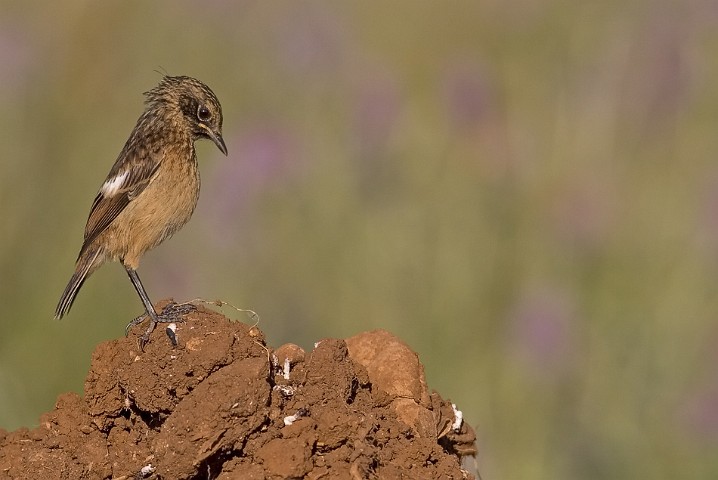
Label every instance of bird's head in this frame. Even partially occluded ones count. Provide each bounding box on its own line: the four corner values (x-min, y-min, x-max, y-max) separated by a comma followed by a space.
145, 75, 228, 156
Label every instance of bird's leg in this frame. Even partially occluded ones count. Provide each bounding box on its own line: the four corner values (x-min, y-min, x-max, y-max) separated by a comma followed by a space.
124, 266, 192, 349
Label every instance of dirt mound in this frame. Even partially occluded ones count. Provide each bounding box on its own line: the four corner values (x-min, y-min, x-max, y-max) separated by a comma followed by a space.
0, 302, 477, 479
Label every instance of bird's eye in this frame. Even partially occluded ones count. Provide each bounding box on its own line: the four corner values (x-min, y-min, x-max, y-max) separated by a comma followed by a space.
197, 105, 211, 122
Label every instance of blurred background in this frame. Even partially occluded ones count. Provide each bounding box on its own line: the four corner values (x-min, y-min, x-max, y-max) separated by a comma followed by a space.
1, 1, 718, 478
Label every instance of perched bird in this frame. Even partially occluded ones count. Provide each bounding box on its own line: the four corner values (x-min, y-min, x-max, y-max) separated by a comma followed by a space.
55, 75, 227, 348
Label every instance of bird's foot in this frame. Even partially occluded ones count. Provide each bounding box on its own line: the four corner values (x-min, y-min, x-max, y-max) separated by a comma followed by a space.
125, 301, 197, 350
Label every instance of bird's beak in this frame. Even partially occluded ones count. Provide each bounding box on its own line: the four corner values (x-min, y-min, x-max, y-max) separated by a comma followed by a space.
200, 124, 228, 156
210, 130, 228, 156
213, 133, 228, 156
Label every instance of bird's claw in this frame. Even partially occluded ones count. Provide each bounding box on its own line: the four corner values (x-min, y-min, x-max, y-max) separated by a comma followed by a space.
125, 301, 197, 350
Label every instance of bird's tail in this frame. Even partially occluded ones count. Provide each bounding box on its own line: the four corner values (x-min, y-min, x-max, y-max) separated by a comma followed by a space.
55, 246, 103, 319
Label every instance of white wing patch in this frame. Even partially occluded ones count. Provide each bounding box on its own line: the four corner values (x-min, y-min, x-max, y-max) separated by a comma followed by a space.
100, 171, 129, 196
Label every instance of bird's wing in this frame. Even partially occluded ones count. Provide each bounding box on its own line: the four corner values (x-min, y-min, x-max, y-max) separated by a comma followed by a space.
78, 147, 162, 258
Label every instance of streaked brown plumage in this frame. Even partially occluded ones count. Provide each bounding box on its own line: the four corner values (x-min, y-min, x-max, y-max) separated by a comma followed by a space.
55, 75, 227, 347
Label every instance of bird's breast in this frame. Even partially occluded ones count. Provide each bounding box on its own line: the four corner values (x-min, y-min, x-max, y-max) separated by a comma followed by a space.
144, 152, 201, 238
107, 150, 201, 266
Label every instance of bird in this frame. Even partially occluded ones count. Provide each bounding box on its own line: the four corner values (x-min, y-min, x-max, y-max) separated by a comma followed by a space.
55, 75, 227, 348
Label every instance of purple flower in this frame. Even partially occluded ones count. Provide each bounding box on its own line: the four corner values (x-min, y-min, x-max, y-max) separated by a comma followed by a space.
352, 66, 402, 157
678, 386, 718, 443
442, 60, 495, 131
275, 5, 345, 77
0, 23, 36, 95
698, 169, 718, 256
507, 287, 578, 380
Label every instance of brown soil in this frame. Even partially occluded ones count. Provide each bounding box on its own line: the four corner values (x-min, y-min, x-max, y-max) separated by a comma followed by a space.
0, 301, 477, 479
